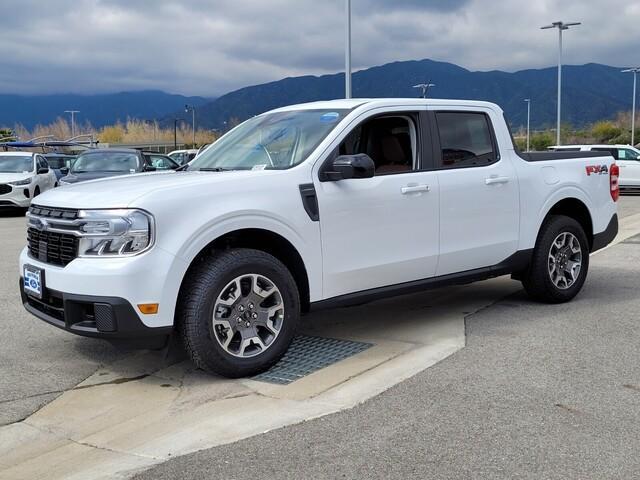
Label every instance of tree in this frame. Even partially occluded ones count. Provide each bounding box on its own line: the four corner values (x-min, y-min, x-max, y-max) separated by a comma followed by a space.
591, 121, 622, 143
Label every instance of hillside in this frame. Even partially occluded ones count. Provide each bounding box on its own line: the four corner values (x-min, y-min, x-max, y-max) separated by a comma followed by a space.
0, 91, 209, 130
181, 59, 630, 130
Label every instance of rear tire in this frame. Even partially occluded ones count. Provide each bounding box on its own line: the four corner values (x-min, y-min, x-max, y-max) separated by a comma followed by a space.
522, 215, 589, 303
178, 248, 300, 378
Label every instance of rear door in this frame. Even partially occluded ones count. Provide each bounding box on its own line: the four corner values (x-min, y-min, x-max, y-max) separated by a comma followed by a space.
315, 108, 440, 299
431, 109, 519, 276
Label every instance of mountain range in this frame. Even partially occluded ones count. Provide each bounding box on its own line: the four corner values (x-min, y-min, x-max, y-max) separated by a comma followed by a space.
182, 59, 632, 130
0, 91, 209, 130
0, 59, 634, 132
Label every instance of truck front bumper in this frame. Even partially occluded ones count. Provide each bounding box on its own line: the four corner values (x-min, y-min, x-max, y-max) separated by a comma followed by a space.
20, 284, 172, 348
19, 245, 188, 347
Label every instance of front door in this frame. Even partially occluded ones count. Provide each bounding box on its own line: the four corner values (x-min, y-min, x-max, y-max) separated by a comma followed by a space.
315, 111, 440, 300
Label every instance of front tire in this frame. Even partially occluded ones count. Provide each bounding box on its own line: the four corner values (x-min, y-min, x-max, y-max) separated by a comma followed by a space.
178, 248, 300, 378
522, 215, 589, 303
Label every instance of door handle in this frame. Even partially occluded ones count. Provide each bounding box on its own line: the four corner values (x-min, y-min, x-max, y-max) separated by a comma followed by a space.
401, 184, 430, 194
485, 176, 510, 185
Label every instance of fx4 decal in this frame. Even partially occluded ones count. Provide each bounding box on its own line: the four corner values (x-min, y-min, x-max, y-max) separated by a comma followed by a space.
586, 165, 609, 176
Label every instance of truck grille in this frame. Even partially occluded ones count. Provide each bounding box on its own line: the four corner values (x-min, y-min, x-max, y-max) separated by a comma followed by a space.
27, 228, 79, 266
0, 184, 11, 195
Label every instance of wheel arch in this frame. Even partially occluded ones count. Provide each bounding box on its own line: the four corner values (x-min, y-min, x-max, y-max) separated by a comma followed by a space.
178, 228, 311, 314
539, 197, 594, 249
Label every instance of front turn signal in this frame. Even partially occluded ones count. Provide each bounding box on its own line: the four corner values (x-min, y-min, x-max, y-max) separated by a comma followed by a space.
138, 303, 159, 315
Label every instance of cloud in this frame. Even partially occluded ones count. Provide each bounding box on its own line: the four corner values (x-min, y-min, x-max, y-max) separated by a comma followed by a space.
0, 0, 638, 96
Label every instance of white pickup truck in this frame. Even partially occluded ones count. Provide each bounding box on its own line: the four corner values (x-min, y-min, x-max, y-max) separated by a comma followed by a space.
20, 99, 619, 377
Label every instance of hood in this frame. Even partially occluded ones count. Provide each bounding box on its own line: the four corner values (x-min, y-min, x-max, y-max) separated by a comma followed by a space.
61, 171, 130, 184
34, 170, 278, 209
0, 172, 33, 184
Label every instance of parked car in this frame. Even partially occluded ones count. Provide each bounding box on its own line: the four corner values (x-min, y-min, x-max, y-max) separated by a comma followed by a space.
168, 149, 199, 165
20, 99, 619, 378
550, 144, 640, 191
59, 149, 179, 184
0, 152, 57, 209
42, 153, 77, 183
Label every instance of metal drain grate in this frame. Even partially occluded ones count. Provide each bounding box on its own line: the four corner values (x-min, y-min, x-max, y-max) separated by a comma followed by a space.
622, 234, 640, 244
253, 335, 373, 385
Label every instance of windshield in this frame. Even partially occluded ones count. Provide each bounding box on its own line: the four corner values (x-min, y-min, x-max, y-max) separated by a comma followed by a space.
188, 109, 348, 171
71, 152, 139, 173
0, 155, 34, 173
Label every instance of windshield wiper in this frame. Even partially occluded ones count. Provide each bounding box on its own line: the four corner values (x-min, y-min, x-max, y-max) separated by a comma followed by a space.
197, 167, 233, 172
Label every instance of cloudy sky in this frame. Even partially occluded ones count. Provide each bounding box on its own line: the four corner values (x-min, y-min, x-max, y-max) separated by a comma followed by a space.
2, 0, 639, 97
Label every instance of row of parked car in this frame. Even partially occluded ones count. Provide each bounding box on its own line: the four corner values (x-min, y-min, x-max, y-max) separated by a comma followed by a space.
0, 146, 200, 209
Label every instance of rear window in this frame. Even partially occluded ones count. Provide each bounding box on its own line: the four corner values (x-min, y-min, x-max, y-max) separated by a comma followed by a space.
72, 152, 139, 173
435, 112, 497, 168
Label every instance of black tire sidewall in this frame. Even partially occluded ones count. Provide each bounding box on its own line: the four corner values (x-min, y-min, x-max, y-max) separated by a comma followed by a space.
532, 216, 590, 302
183, 249, 299, 377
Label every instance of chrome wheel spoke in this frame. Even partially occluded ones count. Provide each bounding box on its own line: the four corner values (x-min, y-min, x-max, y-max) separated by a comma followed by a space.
217, 278, 242, 306
211, 273, 284, 358
547, 231, 582, 290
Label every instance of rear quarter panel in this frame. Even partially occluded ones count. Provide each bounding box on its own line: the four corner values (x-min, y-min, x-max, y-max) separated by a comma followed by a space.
512, 154, 617, 250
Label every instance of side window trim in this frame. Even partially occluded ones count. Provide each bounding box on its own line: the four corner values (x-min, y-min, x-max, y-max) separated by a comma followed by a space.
431, 110, 501, 170
322, 110, 427, 177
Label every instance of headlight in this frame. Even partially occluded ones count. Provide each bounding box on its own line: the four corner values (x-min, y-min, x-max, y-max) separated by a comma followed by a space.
77, 209, 154, 257
9, 177, 32, 186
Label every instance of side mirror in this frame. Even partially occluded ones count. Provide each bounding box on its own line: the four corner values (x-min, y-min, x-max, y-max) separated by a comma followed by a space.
37, 167, 49, 174
143, 165, 157, 172
60, 167, 69, 175
320, 154, 375, 181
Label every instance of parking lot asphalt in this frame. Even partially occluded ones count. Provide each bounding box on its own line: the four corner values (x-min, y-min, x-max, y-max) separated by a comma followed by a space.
134, 196, 640, 480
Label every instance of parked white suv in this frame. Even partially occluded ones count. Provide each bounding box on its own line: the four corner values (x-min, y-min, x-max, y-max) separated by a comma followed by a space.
0, 152, 57, 209
20, 99, 619, 377
550, 144, 640, 190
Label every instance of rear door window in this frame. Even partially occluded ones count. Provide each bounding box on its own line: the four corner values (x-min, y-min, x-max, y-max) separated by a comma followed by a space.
435, 112, 497, 168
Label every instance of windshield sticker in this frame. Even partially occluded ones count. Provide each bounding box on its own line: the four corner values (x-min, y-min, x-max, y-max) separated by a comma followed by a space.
130, 169, 136, 174
252, 164, 267, 171
320, 112, 340, 123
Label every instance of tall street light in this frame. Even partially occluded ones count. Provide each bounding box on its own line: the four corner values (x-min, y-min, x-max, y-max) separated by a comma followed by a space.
64, 110, 80, 137
184, 105, 196, 147
541, 21, 581, 146
524, 99, 531, 152
413, 83, 435, 99
345, 0, 352, 99
622, 67, 640, 146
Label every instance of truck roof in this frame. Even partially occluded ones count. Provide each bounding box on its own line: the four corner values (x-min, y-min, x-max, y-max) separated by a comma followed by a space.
272, 98, 502, 113
0, 151, 36, 157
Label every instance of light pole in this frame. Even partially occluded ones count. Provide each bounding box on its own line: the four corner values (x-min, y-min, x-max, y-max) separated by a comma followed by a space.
622, 67, 640, 146
524, 99, 531, 152
184, 105, 196, 147
413, 83, 435, 99
64, 110, 80, 137
345, 0, 352, 99
174, 118, 178, 150
541, 21, 580, 146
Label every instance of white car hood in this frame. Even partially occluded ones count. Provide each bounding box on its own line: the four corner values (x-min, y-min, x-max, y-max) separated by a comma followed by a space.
32, 170, 277, 209
0, 172, 33, 184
